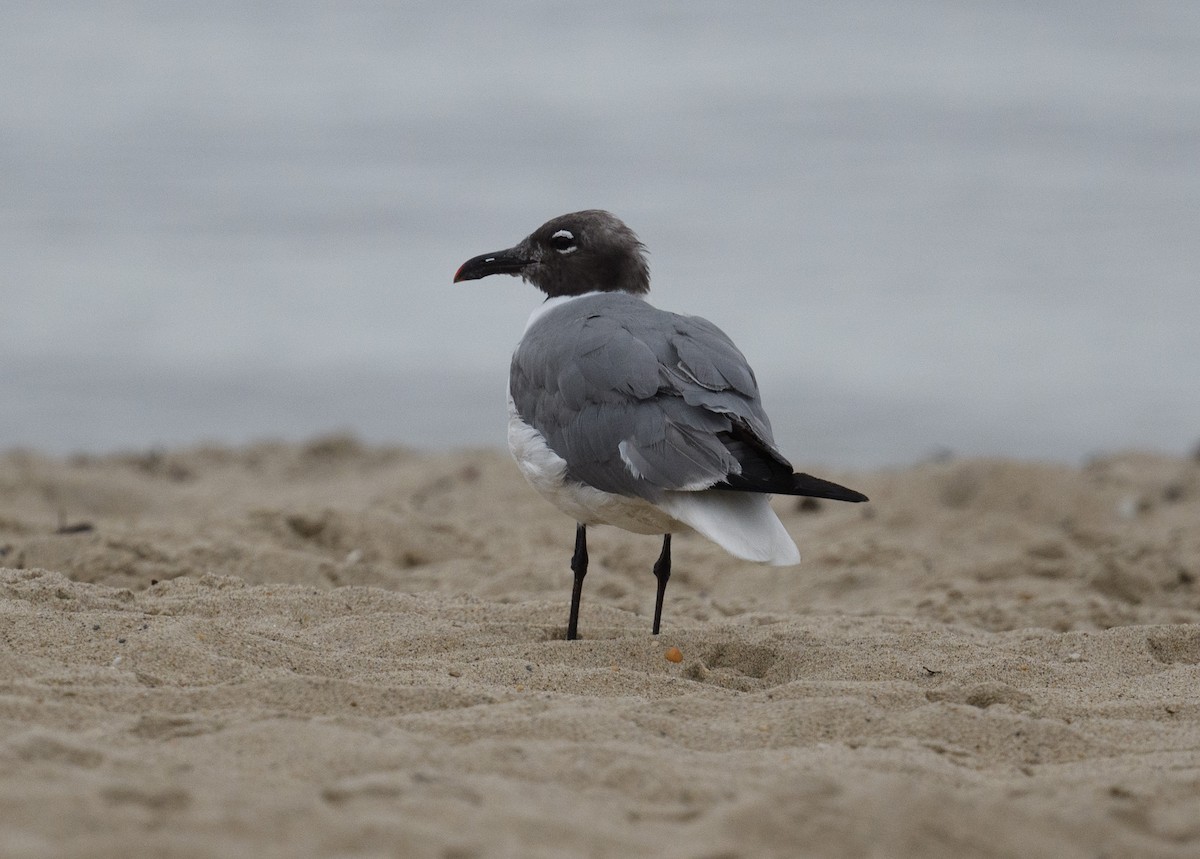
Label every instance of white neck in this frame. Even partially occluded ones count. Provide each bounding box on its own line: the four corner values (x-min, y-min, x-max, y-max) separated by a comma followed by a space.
522, 290, 608, 334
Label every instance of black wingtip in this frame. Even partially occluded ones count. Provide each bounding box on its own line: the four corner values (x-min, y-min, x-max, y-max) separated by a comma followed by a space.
789, 473, 869, 503
713, 471, 869, 502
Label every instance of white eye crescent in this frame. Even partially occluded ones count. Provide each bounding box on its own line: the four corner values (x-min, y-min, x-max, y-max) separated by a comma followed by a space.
549, 229, 577, 254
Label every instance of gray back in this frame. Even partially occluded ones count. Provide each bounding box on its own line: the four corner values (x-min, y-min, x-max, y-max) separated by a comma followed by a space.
510, 292, 789, 501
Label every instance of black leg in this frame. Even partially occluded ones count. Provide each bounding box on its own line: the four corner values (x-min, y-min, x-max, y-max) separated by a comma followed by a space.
652, 534, 671, 635
567, 523, 588, 640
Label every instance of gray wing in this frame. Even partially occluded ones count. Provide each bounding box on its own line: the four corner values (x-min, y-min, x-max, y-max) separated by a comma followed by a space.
509, 293, 791, 502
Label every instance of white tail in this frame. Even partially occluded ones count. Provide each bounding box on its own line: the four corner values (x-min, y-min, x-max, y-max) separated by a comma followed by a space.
658, 491, 801, 566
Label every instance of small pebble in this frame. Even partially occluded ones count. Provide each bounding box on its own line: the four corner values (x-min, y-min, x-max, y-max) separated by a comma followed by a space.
1067, 652, 1082, 662
665, 646, 683, 663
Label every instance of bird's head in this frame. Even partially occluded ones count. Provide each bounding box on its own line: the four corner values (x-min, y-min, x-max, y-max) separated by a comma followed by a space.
453, 210, 650, 297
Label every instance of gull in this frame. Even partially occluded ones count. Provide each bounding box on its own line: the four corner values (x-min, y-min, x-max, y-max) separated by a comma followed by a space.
454, 210, 867, 639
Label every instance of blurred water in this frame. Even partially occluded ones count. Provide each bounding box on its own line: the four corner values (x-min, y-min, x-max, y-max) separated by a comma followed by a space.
3, 2, 1199, 467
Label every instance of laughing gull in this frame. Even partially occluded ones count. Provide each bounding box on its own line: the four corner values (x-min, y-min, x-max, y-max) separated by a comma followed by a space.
454, 210, 867, 640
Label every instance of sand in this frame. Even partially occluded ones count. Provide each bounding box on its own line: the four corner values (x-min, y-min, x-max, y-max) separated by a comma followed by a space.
2, 435, 1199, 858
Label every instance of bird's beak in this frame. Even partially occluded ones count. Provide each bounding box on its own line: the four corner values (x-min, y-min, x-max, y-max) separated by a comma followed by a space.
453, 246, 533, 283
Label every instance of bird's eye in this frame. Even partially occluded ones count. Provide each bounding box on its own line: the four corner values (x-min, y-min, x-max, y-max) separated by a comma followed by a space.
549, 229, 577, 253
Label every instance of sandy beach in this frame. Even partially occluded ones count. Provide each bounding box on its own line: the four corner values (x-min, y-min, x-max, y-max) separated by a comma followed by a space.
2, 436, 1199, 857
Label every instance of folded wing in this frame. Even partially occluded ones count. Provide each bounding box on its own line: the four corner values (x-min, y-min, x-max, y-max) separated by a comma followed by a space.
511, 293, 865, 505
